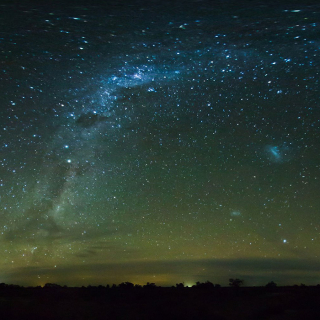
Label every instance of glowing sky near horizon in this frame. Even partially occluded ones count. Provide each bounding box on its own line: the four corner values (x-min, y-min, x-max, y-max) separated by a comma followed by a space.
0, 1, 320, 287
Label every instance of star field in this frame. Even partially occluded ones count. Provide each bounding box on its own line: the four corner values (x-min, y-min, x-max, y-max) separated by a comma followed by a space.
0, 1, 320, 286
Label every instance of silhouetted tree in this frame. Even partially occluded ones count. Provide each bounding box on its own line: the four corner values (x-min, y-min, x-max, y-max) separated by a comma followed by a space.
176, 282, 184, 289
229, 278, 243, 288
143, 282, 157, 289
265, 281, 277, 293
119, 282, 134, 290
0, 283, 7, 289
195, 281, 215, 290
266, 281, 277, 288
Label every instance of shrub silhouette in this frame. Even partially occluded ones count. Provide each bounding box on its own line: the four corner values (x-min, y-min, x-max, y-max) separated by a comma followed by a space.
194, 281, 215, 290
229, 278, 243, 288
266, 281, 277, 288
118, 282, 134, 290
176, 282, 184, 289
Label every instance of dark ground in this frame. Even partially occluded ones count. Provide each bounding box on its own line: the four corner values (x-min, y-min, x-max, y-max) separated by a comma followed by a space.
0, 284, 320, 320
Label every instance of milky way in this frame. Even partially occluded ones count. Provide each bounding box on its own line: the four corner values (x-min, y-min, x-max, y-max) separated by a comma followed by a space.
1, 1, 320, 286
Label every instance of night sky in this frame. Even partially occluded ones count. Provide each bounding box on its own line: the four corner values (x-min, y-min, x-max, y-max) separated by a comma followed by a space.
1, 0, 320, 287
